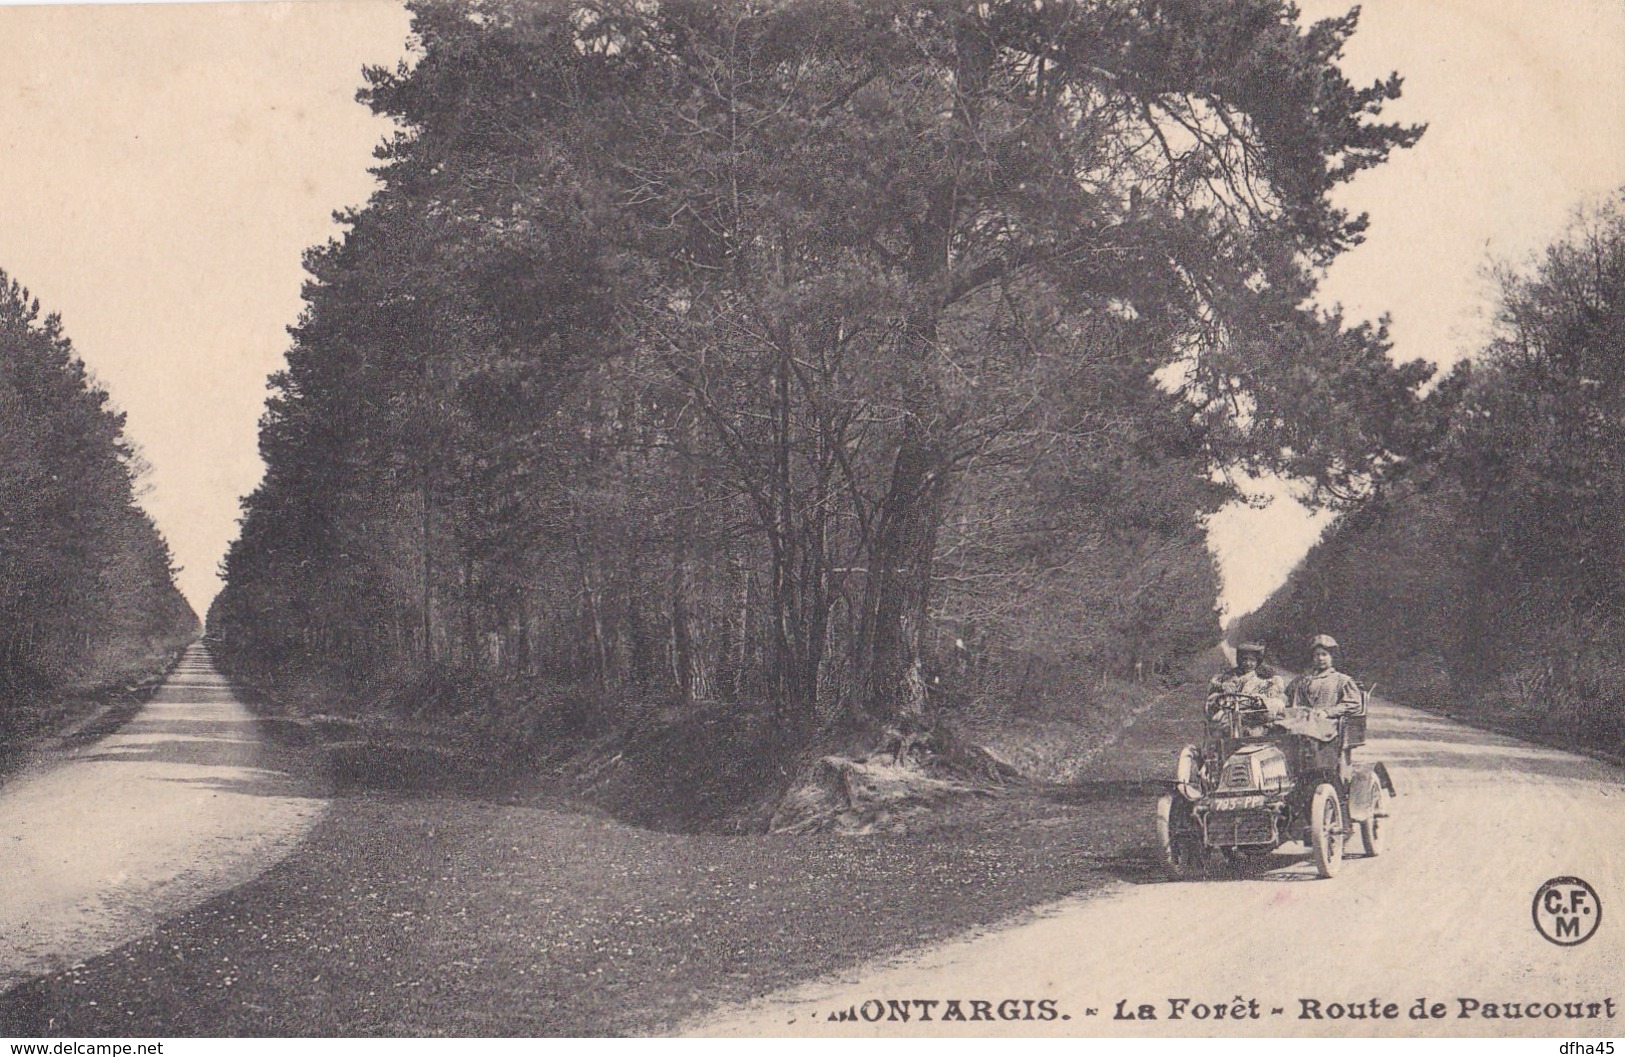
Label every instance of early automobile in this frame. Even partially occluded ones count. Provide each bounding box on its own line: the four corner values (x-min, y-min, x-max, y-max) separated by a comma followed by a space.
1156, 689, 1395, 878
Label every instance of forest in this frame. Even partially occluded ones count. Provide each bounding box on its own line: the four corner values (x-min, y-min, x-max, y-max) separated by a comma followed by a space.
0, 271, 198, 752
207, 0, 1435, 773
1242, 196, 1625, 747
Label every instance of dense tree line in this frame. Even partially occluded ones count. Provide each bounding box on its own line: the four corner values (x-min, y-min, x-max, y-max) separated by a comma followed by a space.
1242, 196, 1625, 744
210, 0, 1428, 740
0, 271, 197, 730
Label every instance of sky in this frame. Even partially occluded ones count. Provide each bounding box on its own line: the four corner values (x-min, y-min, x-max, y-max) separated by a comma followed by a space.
0, 1, 410, 613
1209, 0, 1625, 616
0, 0, 1622, 620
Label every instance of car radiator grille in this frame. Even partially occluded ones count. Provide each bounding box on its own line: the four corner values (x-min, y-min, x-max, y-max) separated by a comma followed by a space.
1203, 809, 1276, 847
1221, 759, 1253, 788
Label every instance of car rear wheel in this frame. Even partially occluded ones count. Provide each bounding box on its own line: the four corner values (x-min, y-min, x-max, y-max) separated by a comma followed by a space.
1157, 794, 1204, 879
1359, 786, 1387, 857
1310, 783, 1344, 878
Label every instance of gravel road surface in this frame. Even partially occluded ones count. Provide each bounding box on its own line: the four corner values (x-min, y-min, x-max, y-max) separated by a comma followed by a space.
0, 645, 325, 992
689, 701, 1625, 1037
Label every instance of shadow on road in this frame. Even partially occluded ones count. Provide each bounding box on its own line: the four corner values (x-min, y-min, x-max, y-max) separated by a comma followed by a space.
1039, 779, 1169, 805
65, 668, 329, 800
1377, 728, 1619, 782
1105, 848, 1334, 886
160, 772, 313, 799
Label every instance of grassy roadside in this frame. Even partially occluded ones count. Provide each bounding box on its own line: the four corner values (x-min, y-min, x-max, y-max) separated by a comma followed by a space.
0, 683, 1205, 1037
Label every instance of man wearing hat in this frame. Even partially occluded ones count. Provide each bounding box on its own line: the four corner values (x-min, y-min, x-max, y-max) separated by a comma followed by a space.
1281, 634, 1363, 740
1209, 642, 1286, 718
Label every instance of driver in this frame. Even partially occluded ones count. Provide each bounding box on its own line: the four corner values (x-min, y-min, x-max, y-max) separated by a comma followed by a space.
1279, 634, 1363, 740
1208, 642, 1286, 718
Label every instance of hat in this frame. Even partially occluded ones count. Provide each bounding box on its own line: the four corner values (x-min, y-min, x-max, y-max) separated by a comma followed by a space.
1236, 642, 1267, 657
1310, 634, 1339, 651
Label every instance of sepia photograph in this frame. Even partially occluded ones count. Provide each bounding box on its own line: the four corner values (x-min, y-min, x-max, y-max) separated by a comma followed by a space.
0, 0, 1621, 1040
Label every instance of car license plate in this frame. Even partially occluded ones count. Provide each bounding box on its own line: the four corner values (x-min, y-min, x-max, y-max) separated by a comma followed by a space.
1209, 794, 1266, 810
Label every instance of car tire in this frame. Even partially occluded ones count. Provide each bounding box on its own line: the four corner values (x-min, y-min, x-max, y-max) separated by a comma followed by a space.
1359, 786, 1387, 857
1157, 794, 1204, 879
1310, 783, 1344, 878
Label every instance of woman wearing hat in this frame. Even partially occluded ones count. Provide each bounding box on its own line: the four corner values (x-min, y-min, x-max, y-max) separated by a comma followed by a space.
1209, 642, 1286, 718
1280, 634, 1364, 741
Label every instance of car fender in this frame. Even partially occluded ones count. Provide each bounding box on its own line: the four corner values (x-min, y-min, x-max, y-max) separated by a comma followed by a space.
1347, 763, 1395, 821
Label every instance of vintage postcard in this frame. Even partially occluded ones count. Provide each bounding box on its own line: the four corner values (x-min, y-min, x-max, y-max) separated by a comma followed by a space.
0, 0, 1620, 1042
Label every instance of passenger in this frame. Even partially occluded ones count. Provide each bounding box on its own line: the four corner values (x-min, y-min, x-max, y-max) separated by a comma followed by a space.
1209, 642, 1286, 719
1279, 634, 1363, 740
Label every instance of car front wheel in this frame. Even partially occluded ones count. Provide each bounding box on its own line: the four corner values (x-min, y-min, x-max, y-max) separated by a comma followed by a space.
1310, 783, 1344, 878
1157, 794, 1204, 879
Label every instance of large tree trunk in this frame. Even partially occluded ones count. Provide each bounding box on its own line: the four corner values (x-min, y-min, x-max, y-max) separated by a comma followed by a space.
839, 13, 990, 729
853, 431, 952, 726
733, 562, 753, 700
765, 341, 826, 729
419, 484, 435, 668
668, 414, 714, 706
768, 538, 818, 727
668, 553, 712, 705
571, 520, 611, 687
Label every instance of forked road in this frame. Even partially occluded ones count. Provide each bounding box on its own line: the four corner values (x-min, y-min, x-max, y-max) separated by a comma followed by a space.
0, 644, 325, 992
692, 702, 1625, 1037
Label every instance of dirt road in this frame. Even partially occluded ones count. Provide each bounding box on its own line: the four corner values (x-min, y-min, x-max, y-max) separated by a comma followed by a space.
0, 645, 325, 992
691, 701, 1625, 1037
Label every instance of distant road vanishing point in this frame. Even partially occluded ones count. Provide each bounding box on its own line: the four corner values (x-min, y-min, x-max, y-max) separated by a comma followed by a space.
0, 644, 326, 992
